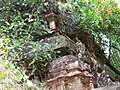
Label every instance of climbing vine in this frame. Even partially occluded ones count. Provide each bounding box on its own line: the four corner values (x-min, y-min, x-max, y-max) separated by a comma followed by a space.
0, 1, 57, 89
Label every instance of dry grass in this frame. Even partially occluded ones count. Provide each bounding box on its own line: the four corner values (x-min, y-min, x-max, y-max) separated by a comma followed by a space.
0, 62, 46, 90
0, 63, 24, 90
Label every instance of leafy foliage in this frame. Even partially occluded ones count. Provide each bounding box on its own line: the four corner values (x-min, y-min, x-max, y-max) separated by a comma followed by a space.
0, 0, 56, 84
72, 0, 120, 78
0, 0, 120, 89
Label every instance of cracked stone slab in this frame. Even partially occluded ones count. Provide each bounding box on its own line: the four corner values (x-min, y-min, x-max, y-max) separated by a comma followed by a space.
43, 35, 69, 50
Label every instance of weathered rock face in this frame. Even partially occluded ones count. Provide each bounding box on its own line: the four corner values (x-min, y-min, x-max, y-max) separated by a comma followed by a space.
46, 55, 94, 90
40, 1, 118, 90
49, 55, 84, 78
44, 35, 68, 50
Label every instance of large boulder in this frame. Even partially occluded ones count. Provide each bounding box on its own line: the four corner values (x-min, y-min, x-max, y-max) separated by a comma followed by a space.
49, 55, 84, 78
